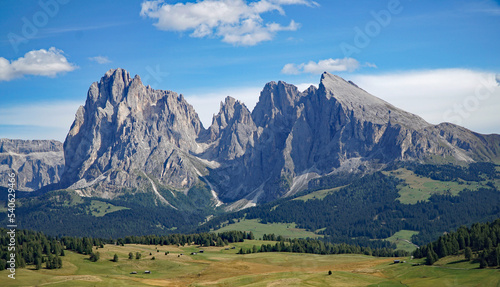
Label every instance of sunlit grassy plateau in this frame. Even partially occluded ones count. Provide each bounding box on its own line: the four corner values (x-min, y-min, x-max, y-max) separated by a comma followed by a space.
2, 240, 498, 287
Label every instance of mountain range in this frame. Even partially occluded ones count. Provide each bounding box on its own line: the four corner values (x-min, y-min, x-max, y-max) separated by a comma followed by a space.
2, 68, 499, 210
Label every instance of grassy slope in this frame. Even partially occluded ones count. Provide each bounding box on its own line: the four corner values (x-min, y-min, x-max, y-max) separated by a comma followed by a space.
2, 243, 499, 287
384, 230, 419, 253
384, 168, 487, 204
293, 185, 347, 202
88, 200, 129, 217
213, 218, 321, 239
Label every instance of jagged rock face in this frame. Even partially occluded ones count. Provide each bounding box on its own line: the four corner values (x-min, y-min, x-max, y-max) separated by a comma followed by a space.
210, 73, 500, 205
54, 69, 500, 206
0, 139, 64, 191
60, 68, 205, 197
206, 97, 257, 160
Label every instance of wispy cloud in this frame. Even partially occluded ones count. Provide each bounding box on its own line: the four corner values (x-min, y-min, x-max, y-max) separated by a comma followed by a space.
350, 69, 500, 134
0, 47, 77, 81
0, 101, 81, 141
43, 23, 128, 35
140, 0, 317, 46
282, 58, 374, 75
89, 56, 111, 64
462, 0, 500, 15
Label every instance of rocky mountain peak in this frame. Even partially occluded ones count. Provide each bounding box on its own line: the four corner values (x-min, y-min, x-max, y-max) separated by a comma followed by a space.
209, 97, 251, 137
60, 69, 205, 198
206, 96, 256, 160
319, 72, 430, 129
252, 80, 302, 127
21, 69, 498, 208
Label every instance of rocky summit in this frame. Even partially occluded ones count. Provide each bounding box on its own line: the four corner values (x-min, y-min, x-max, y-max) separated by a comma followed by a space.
4, 69, 500, 209
0, 139, 64, 191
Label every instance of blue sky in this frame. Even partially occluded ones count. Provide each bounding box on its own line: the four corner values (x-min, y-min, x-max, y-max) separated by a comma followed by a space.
1, 0, 499, 141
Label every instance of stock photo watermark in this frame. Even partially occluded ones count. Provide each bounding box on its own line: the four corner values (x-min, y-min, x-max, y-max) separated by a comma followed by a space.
7, 0, 70, 54
443, 74, 500, 126
6, 172, 17, 279
340, 0, 411, 57
143, 65, 169, 87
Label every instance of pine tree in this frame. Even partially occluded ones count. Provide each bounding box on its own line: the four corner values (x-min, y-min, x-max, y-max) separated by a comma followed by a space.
89, 252, 100, 262
252, 245, 259, 253
437, 238, 448, 258
479, 257, 488, 268
34, 256, 42, 270
46, 254, 53, 269
464, 247, 472, 261
426, 248, 437, 265
479, 251, 488, 268
113, 254, 118, 262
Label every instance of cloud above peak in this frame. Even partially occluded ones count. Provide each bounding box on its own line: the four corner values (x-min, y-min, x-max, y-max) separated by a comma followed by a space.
0, 47, 77, 81
89, 56, 111, 64
282, 58, 375, 74
140, 0, 317, 46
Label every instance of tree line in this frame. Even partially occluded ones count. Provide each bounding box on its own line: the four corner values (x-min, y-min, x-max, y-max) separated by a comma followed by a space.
413, 219, 500, 267
0, 229, 66, 270
198, 170, 500, 247
239, 235, 409, 257
0, 229, 255, 268
413, 162, 498, 182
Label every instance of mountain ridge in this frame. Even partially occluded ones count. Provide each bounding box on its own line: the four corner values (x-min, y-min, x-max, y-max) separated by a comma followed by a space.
0, 139, 64, 191
2, 68, 500, 210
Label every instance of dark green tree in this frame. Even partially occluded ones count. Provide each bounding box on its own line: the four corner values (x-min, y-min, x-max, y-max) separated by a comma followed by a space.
464, 247, 472, 261
89, 252, 100, 262
426, 248, 437, 265
34, 256, 42, 270
437, 238, 448, 258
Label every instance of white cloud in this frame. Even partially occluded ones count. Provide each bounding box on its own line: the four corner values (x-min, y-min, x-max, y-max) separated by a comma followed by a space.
271, 0, 319, 6
350, 69, 500, 134
140, 0, 315, 46
281, 63, 301, 75
363, 62, 377, 68
296, 82, 317, 92
282, 58, 363, 74
0, 47, 77, 81
186, 69, 500, 135
89, 56, 111, 64
0, 101, 82, 141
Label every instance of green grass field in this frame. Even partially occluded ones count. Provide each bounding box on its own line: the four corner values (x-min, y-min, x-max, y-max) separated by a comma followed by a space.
384, 168, 487, 204
293, 185, 347, 201
213, 218, 321, 239
384, 230, 419, 252
2, 242, 498, 286
88, 200, 129, 217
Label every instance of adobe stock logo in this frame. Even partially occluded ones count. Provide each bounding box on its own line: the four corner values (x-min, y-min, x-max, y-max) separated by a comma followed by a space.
7, 0, 70, 54
443, 74, 500, 126
340, 0, 411, 57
